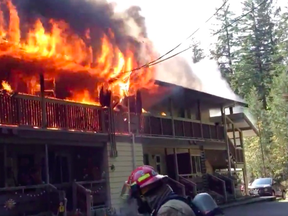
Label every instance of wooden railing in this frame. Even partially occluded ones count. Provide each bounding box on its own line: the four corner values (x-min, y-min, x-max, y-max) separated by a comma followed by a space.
214, 173, 235, 198
0, 184, 65, 216
167, 177, 186, 196
73, 180, 106, 216
0, 93, 225, 140
206, 173, 227, 203
141, 115, 225, 140
179, 176, 197, 198
228, 138, 244, 164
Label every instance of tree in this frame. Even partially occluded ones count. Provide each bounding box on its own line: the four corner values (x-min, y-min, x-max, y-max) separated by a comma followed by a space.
268, 72, 288, 180
191, 39, 205, 63
210, 0, 238, 81
232, 0, 280, 110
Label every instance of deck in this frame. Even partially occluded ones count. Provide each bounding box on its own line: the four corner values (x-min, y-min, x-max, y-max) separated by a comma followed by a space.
0, 92, 225, 141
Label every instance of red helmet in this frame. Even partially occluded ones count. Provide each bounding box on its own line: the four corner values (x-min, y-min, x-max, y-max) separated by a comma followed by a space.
120, 165, 167, 199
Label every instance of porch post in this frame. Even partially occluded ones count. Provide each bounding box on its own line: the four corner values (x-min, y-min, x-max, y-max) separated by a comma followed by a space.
188, 148, 193, 175
173, 148, 179, 181
3, 144, 7, 187
221, 107, 232, 176
45, 144, 50, 184
169, 98, 175, 137
240, 130, 248, 195
197, 100, 203, 138
232, 124, 237, 171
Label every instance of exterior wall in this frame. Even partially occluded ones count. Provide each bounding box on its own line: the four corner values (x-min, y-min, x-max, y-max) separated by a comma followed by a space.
205, 160, 213, 174
200, 102, 212, 123
107, 141, 143, 212
142, 146, 201, 175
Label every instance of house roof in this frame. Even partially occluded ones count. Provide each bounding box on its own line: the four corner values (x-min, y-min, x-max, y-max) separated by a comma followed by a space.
155, 80, 248, 108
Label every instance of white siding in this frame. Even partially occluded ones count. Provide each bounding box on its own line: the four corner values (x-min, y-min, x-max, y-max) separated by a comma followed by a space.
107, 141, 143, 212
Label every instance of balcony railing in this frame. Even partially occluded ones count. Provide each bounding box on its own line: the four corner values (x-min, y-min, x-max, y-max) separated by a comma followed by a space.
0, 93, 225, 140
141, 115, 225, 140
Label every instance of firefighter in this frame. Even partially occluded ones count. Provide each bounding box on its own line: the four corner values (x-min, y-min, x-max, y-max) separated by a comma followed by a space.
121, 165, 195, 216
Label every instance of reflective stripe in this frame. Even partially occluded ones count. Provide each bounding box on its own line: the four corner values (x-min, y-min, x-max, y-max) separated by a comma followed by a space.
138, 173, 150, 182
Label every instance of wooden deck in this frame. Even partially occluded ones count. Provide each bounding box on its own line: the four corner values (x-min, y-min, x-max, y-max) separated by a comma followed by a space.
0, 92, 225, 141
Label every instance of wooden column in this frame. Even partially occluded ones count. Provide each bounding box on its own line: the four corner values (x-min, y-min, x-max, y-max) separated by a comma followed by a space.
169, 98, 175, 137
232, 124, 237, 171
45, 144, 50, 184
221, 107, 232, 176
240, 130, 248, 195
188, 148, 193, 174
173, 148, 179, 181
197, 100, 203, 138
3, 144, 7, 187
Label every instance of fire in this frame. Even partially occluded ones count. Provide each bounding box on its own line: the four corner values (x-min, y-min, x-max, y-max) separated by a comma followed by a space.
161, 112, 167, 116
0, 0, 156, 105
1, 81, 12, 92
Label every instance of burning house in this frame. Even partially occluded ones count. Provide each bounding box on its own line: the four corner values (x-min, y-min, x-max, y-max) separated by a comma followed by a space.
0, 0, 258, 216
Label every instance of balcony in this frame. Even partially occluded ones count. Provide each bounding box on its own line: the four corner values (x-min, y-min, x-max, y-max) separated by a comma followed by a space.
0, 93, 225, 141
141, 115, 225, 140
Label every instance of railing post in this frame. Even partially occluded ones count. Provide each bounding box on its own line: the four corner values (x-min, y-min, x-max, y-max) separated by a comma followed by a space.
86, 191, 92, 216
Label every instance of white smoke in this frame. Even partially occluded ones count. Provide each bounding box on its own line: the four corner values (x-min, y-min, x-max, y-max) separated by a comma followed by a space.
155, 57, 243, 102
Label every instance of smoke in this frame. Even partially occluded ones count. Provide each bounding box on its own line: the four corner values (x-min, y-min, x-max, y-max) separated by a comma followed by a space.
155, 56, 202, 92
155, 57, 243, 102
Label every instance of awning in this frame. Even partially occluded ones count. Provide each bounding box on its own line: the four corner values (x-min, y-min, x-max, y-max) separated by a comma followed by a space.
210, 112, 259, 143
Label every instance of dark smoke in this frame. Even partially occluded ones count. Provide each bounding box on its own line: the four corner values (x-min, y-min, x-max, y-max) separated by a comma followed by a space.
13, 0, 147, 53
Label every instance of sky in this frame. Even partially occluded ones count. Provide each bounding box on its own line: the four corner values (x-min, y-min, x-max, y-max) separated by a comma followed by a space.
108, 0, 287, 102
110, 0, 287, 57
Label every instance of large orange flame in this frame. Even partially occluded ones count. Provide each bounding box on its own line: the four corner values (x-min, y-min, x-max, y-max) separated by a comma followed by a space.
0, 0, 156, 105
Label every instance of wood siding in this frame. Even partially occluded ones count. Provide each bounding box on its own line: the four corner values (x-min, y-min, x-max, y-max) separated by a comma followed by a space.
107, 142, 143, 212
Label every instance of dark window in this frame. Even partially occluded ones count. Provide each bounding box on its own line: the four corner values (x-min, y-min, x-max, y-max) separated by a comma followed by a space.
143, 154, 149, 165
156, 164, 161, 173
156, 155, 161, 163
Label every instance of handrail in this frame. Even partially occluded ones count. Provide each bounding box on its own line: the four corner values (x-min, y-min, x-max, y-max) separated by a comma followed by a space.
206, 173, 227, 203
167, 177, 186, 196
179, 176, 197, 197
214, 172, 236, 198
74, 182, 92, 216
0, 183, 47, 192
75, 182, 91, 193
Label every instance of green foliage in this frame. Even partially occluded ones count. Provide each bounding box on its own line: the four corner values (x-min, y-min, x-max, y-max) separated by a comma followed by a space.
211, 1, 288, 180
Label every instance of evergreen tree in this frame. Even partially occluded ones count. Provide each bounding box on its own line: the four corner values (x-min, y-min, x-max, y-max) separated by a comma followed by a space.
232, 0, 280, 109
191, 39, 205, 63
210, 1, 238, 81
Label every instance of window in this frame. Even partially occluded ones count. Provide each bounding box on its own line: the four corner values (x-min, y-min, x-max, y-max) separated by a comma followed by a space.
155, 155, 161, 173
143, 154, 149, 165
191, 156, 202, 174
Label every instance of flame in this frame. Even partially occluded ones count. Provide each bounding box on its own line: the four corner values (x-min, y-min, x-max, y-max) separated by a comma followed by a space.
142, 108, 148, 113
0, 0, 156, 105
161, 112, 166, 116
1, 81, 12, 92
